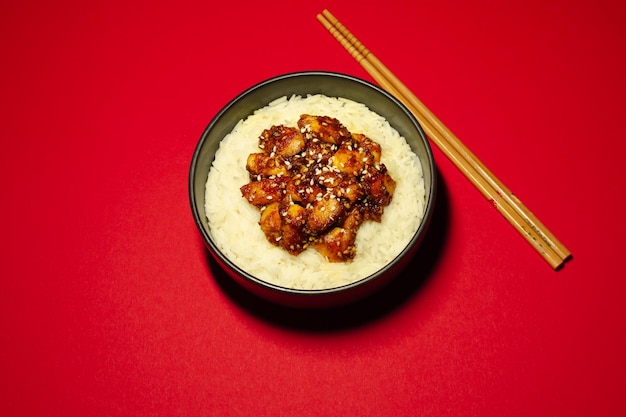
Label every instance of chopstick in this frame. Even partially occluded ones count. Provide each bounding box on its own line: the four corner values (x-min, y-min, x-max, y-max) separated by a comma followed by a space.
317, 9, 572, 269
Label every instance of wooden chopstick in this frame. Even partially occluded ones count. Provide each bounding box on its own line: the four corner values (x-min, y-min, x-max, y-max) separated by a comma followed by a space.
319, 10, 572, 264
317, 9, 572, 269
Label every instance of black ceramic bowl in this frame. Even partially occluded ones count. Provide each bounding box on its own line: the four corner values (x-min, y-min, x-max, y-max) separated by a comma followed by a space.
189, 71, 436, 308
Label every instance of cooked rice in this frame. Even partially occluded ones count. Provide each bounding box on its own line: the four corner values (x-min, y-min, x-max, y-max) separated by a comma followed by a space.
205, 94, 426, 290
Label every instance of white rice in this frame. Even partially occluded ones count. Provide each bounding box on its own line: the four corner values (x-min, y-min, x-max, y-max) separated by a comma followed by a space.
205, 94, 426, 290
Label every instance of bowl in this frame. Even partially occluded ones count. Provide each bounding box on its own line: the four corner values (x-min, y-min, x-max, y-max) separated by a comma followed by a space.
189, 71, 436, 308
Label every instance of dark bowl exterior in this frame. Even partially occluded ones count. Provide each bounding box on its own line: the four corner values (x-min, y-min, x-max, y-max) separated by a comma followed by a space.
189, 71, 436, 308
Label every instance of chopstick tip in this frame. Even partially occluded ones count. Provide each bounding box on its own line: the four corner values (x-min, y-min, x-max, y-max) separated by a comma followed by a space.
316, 13, 330, 27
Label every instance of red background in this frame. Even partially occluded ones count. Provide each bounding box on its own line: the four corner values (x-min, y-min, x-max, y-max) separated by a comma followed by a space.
2, 0, 625, 416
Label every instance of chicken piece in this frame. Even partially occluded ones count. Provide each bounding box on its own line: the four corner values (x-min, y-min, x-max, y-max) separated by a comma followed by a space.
306, 194, 344, 234
279, 200, 309, 255
342, 207, 364, 232
298, 114, 350, 145
312, 207, 362, 262
285, 175, 326, 205
352, 133, 381, 163
363, 165, 396, 205
259, 202, 281, 245
360, 165, 396, 221
304, 138, 337, 165
313, 227, 357, 262
284, 174, 305, 203
240, 177, 287, 206
315, 171, 364, 203
259, 125, 306, 157
246, 153, 289, 177
313, 169, 343, 188
339, 179, 365, 204
330, 145, 368, 176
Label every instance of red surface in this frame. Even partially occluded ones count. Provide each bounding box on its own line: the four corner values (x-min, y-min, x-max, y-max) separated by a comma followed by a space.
1, 0, 625, 416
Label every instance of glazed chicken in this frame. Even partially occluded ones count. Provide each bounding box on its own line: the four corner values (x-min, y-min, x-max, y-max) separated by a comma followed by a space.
240, 114, 395, 261
298, 114, 351, 145
259, 125, 306, 157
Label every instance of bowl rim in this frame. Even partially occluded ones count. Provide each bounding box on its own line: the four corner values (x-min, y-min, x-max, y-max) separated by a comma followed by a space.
189, 70, 437, 297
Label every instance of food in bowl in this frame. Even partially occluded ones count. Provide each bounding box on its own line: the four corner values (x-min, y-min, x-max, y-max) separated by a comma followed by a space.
204, 94, 427, 290
240, 113, 397, 262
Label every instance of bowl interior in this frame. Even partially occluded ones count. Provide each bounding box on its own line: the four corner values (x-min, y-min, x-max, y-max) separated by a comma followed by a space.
189, 71, 436, 301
